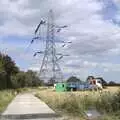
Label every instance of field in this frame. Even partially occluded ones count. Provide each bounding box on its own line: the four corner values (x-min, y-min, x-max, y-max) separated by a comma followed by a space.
36, 86, 120, 120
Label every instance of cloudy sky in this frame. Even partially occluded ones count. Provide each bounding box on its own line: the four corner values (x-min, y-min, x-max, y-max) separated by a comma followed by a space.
1, 0, 120, 82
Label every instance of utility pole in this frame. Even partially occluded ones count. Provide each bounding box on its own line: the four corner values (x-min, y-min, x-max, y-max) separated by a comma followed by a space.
32, 10, 70, 84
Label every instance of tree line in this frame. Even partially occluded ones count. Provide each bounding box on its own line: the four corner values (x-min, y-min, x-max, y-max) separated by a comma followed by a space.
0, 51, 118, 90
67, 76, 120, 87
0, 53, 42, 90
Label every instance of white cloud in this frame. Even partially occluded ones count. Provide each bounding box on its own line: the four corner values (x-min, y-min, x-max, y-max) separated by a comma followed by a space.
1, 0, 120, 81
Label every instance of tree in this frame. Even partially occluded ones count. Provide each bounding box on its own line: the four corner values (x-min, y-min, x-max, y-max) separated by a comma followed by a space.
11, 70, 42, 88
3, 55, 19, 75
0, 71, 7, 90
25, 70, 42, 87
67, 76, 81, 83
0, 53, 6, 89
2, 55, 19, 88
109, 81, 116, 86
0, 52, 42, 89
0, 53, 19, 89
11, 72, 26, 88
86, 76, 95, 81
25, 70, 36, 86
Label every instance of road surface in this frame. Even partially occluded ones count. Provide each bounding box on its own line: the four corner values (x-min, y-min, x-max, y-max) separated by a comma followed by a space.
1, 93, 61, 120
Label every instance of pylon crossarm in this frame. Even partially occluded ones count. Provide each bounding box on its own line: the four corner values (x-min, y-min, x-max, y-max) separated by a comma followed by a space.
33, 51, 44, 57
35, 19, 46, 34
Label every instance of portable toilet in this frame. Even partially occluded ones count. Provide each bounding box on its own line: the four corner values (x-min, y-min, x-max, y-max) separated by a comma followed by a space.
55, 83, 67, 92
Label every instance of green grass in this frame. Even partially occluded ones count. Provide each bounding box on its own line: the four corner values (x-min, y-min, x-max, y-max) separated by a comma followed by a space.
35, 88, 120, 120
0, 90, 15, 113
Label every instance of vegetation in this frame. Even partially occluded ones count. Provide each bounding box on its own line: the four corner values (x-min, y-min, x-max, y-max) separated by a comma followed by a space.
36, 88, 120, 120
0, 53, 19, 89
0, 53, 42, 90
0, 53, 42, 113
0, 52, 120, 120
11, 70, 42, 89
0, 90, 15, 113
67, 76, 81, 83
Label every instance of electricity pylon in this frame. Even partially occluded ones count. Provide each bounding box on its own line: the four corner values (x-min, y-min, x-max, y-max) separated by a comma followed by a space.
32, 10, 70, 84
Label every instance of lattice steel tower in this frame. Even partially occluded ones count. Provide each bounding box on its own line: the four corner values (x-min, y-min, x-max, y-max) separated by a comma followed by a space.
40, 10, 63, 84
32, 10, 69, 84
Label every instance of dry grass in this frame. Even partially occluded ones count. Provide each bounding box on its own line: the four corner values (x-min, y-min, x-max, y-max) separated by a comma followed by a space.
104, 86, 120, 93
35, 86, 120, 120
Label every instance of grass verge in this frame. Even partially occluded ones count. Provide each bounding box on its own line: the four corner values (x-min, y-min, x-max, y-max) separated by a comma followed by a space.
0, 90, 15, 113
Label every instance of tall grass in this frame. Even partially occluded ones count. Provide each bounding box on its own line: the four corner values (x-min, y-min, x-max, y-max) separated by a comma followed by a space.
36, 91, 98, 116
36, 89, 120, 119
0, 90, 15, 113
97, 90, 120, 113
